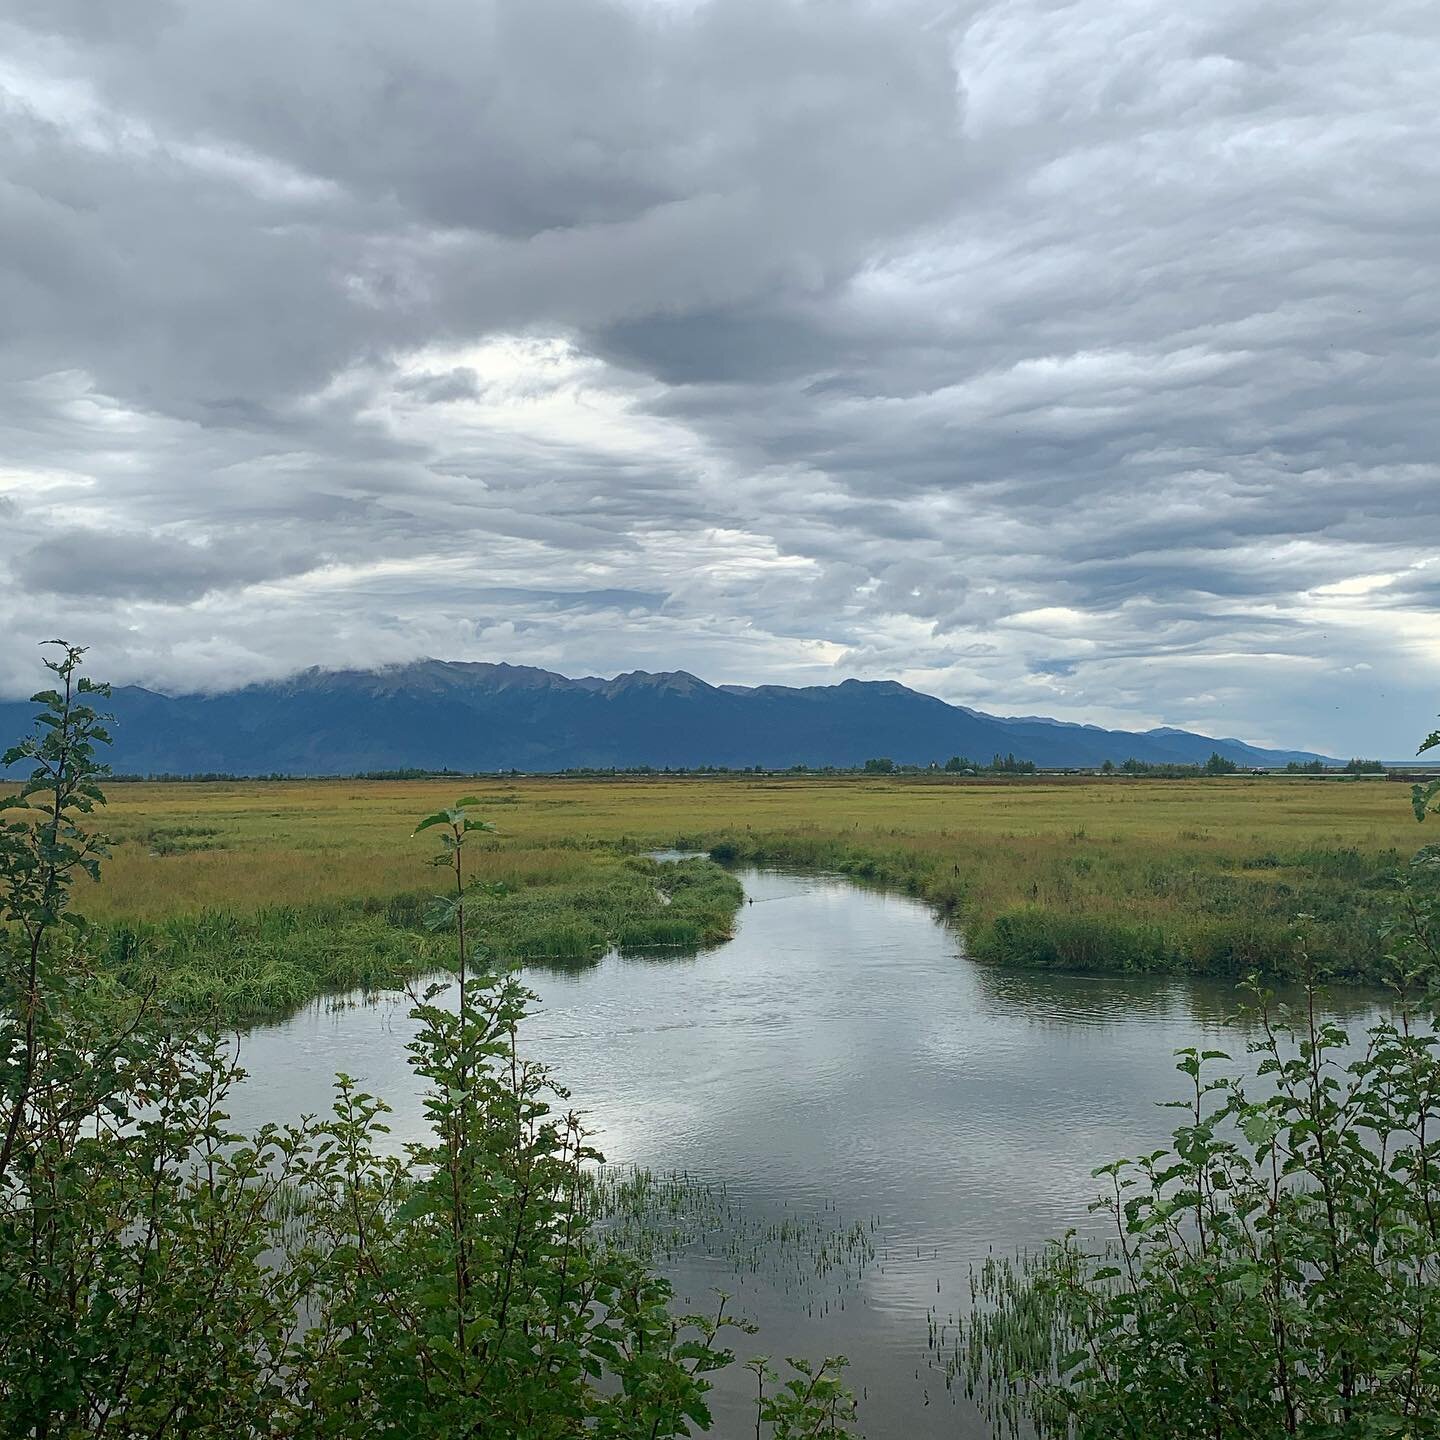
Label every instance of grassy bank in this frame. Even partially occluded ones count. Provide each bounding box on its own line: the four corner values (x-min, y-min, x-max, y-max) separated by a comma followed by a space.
44, 772, 1428, 988
703, 830, 1397, 982
99, 855, 741, 1021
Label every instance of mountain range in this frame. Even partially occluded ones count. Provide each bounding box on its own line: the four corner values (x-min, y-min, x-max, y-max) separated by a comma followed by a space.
0, 660, 1337, 776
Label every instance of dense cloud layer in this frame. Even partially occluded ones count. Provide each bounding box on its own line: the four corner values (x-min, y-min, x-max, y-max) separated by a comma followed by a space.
2, 0, 1436, 754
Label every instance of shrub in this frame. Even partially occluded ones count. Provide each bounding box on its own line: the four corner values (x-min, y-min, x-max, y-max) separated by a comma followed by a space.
0, 647, 858, 1438
956, 962, 1440, 1438
949, 732, 1440, 1438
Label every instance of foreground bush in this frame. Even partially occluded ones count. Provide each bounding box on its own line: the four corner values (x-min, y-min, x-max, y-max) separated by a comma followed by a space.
960, 976, 1440, 1436
0, 646, 855, 1438
954, 783, 1440, 1436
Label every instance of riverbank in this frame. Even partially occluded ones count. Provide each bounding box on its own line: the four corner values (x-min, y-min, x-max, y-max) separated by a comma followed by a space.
701, 831, 1398, 983
100, 854, 741, 1021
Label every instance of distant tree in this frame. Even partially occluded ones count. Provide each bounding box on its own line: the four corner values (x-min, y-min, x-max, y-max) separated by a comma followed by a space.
944, 755, 977, 773
989, 752, 1038, 775
1344, 757, 1386, 774
1100, 759, 1116, 774
1284, 759, 1327, 774
1120, 757, 1204, 778
863, 756, 896, 773
1203, 751, 1240, 775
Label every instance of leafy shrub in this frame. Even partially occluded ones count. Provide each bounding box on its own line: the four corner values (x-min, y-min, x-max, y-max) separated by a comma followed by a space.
957, 967, 1440, 1438
949, 743, 1440, 1438
0, 648, 856, 1438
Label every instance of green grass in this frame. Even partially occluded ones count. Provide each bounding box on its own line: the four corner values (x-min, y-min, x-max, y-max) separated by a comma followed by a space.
99, 856, 741, 1021
702, 829, 1407, 982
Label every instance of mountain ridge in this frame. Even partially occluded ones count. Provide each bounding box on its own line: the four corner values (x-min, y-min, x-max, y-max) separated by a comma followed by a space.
0, 658, 1339, 775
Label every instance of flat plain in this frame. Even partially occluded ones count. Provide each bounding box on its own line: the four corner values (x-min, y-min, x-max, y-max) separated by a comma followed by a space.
52, 773, 1417, 1006
86, 772, 1417, 914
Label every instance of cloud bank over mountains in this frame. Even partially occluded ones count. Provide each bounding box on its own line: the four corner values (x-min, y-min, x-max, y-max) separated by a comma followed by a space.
2, 0, 1437, 754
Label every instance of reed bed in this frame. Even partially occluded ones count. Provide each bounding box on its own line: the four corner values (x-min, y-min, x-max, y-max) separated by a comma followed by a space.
586, 1167, 880, 1311
704, 828, 1399, 980
53, 773, 1424, 986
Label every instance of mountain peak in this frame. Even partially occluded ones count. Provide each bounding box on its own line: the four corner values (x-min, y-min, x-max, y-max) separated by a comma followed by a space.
837, 678, 911, 694
604, 669, 713, 696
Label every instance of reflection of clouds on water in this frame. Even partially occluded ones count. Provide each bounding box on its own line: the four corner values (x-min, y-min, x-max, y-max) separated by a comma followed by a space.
227, 865, 1395, 1440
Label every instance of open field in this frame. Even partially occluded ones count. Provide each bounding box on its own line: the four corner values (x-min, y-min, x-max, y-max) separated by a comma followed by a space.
31, 772, 1423, 1014
80, 773, 1419, 916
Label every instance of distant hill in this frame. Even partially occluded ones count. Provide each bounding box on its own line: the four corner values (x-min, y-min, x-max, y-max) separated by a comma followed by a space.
0, 659, 1338, 776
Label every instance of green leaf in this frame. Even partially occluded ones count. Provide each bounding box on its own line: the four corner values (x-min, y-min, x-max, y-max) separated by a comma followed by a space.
394, 1191, 435, 1224
1413, 778, 1440, 823
1241, 1110, 1281, 1148
1233, 1264, 1268, 1298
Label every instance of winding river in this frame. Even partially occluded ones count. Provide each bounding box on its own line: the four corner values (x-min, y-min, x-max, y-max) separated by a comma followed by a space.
228, 864, 1392, 1437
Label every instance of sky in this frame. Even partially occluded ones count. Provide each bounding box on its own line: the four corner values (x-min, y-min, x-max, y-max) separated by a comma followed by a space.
1, 0, 1437, 756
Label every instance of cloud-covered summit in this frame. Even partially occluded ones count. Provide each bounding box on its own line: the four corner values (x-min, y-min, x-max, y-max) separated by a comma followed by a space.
2, 0, 1436, 755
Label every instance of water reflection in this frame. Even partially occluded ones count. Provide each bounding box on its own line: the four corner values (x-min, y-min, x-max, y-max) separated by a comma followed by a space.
972, 963, 1389, 1033
228, 867, 1394, 1439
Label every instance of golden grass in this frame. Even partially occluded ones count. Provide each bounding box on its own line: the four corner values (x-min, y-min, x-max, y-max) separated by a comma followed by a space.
0, 771, 1419, 993
78, 774, 1417, 922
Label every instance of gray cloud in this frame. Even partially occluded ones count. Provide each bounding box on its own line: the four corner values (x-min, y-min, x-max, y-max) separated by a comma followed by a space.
0, 0, 1437, 753
468, 587, 668, 612
13, 527, 323, 602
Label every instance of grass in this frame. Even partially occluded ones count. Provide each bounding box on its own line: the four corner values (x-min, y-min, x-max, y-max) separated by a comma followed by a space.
18, 772, 1429, 1001
703, 827, 1401, 982
97, 855, 742, 1021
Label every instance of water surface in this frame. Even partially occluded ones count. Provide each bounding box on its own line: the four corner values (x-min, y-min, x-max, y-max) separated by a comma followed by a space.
231, 866, 1391, 1437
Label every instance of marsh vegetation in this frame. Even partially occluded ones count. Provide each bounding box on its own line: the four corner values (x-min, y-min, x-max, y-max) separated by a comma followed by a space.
99, 853, 740, 1019
74, 766, 1418, 1008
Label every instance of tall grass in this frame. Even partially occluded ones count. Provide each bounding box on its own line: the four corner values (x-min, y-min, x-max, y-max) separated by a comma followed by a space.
703, 829, 1401, 981
101, 856, 741, 1021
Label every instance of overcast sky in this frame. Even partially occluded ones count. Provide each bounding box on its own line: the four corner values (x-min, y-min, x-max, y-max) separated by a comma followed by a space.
2, 0, 1437, 754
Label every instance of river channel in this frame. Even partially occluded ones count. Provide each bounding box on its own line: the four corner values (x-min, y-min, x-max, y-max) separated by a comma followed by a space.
228, 864, 1392, 1437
